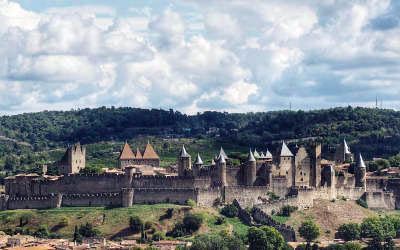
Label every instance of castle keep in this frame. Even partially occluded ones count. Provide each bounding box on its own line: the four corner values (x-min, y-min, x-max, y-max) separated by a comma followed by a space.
0, 140, 398, 212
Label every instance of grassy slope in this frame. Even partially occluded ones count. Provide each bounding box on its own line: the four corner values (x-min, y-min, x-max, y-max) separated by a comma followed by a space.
0, 205, 250, 240
286, 199, 376, 241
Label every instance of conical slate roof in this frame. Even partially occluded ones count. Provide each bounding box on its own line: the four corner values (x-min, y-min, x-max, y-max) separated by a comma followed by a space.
119, 142, 135, 160
219, 147, 228, 159
253, 149, 260, 158
280, 141, 293, 157
357, 153, 366, 168
217, 152, 226, 163
142, 142, 159, 159
194, 153, 203, 165
247, 149, 256, 162
179, 145, 190, 158
260, 152, 265, 158
344, 139, 351, 154
265, 149, 273, 159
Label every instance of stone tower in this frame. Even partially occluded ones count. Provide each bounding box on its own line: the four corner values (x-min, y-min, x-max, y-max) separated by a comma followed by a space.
178, 145, 191, 177
309, 143, 322, 187
193, 153, 203, 177
245, 149, 256, 186
355, 153, 367, 189
216, 153, 227, 187
58, 142, 86, 175
279, 141, 295, 187
335, 139, 353, 164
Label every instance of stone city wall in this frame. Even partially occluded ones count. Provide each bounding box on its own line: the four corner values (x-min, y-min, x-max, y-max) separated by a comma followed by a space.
132, 188, 197, 205
225, 186, 270, 208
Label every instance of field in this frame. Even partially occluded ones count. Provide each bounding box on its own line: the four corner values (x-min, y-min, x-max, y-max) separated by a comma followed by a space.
0, 204, 250, 240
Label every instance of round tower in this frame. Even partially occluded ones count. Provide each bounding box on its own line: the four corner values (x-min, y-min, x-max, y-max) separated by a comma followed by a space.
217, 154, 227, 187
178, 145, 191, 177
355, 153, 366, 190
124, 165, 135, 186
193, 153, 203, 177
246, 149, 257, 186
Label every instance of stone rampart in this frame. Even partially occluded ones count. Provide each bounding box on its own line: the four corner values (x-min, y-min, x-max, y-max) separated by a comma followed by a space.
62, 192, 121, 207
196, 188, 221, 207
133, 188, 197, 205
365, 191, 395, 210
252, 207, 296, 242
225, 186, 270, 208
6, 194, 60, 210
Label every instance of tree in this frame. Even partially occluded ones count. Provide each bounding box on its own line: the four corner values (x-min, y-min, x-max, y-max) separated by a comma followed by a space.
33, 225, 49, 238
361, 217, 395, 240
248, 226, 285, 250
183, 214, 203, 233
220, 204, 239, 218
337, 223, 360, 241
298, 221, 320, 246
78, 222, 99, 238
129, 216, 144, 234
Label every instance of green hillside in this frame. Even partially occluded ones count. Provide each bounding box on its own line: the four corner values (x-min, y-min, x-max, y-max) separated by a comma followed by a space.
2, 106, 400, 175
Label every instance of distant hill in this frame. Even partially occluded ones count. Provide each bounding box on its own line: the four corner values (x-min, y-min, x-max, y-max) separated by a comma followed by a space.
1, 106, 400, 159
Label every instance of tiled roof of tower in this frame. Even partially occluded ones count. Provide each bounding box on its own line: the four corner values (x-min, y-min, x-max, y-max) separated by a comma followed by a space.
135, 147, 143, 159
280, 141, 293, 157
248, 149, 256, 162
194, 153, 203, 165
142, 142, 159, 159
217, 153, 226, 163
180, 145, 190, 158
265, 149, 273, 158
344, 139, 351, 154
253, 149, 260, 158
119, 142, 135, 160
357, 153, 366, 168
219, 147, 228, 159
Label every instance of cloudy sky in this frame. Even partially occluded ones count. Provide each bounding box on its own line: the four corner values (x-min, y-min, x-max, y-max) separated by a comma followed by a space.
0, 0, 399, 114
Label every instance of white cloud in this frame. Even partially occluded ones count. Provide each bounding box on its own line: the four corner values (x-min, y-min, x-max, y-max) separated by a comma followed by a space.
0, 0, 399, 114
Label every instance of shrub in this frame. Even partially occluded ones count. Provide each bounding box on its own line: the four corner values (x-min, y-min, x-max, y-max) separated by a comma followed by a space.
215, 216, 226, 225
278, 205, 298, 217
248, 226, 285, 250
34, 225, 49, 238
183, 214, 203, 233
191, 233, 246, 250
267, 191, 280, 201
160, 208, 174, 220
58, 217, 69, 227
220, 204, 239, 218
337, 223, 360, 241
186, 199, 196, 208
144, 221, 154, 230
78, 223, 99, 238
356, 198, 368, 208
167, 222, 187, 237
130, 216, 144, 234
152, 231, 165, 241
298, 220, 320, 244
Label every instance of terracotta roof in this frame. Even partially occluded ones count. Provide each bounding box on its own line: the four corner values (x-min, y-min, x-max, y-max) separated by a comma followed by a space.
142, 142, 159, 159
119, 142, 135, 160
135, 147, 143, 159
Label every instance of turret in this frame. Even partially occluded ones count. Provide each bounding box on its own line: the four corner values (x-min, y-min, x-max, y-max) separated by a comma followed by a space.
279, 141, 295, 187
246, 149, 257, 186
355, 153, 366, 189
253, 149, 260, 159
193, 153, 203, 177
216, 153, 227, 187
334, 139, 353, 164
177, 145, 191, 177
265, 149, 273, 162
